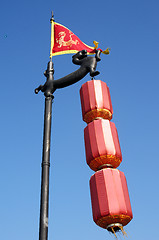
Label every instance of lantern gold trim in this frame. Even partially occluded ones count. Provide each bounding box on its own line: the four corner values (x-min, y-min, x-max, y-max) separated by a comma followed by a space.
84, 108, 112, 124
89, 154, 121, 171
96, 214, 132, 229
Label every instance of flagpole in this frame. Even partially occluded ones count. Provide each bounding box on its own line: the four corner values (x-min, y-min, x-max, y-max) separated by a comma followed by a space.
50, 11, 54, 60
39, 12, 54, 240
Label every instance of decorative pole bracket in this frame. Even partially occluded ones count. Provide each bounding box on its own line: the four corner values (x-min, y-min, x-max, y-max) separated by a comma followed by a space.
35, 49, 101, 98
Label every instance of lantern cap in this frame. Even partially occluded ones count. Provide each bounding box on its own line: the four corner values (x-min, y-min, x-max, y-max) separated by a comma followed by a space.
107, 223, 122, 233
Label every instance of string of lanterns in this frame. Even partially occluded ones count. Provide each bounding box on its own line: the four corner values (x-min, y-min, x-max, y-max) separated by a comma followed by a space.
80, 80, 133, 237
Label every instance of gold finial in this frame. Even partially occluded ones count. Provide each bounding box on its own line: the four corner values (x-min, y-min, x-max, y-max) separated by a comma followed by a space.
50, 11, 54, 22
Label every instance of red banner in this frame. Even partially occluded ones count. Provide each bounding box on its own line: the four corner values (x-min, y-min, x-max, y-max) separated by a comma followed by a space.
52, 22, 97, 56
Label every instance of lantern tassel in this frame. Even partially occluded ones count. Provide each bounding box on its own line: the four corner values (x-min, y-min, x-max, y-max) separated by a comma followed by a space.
107, 224, 128, 239
111, 226, 117, 238
118, 225, 127, 237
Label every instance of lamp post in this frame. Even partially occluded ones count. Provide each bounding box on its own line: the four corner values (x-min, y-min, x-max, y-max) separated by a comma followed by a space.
35, 13, 102, 240
37, 60, 54, 240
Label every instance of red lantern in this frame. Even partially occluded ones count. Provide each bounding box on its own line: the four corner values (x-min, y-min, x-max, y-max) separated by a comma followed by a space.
90, 168, 133, 232
84, 119, 122, 171
80, 80, 113, 124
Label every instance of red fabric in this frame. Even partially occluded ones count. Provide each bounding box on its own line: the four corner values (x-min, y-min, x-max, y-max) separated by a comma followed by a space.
84, 119, 122, 168
52, 23, 96, 55
90, 169, 133, 227
110, 122, 122, 159
80, 80, 113, 119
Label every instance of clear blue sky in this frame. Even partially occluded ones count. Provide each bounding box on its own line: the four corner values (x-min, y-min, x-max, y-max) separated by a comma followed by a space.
0, 0, 159, 239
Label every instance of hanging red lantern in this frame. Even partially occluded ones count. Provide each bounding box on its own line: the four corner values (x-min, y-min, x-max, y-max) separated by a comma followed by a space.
90, 168, 133, 233
84, 119, 122, 171
80, 80, 113, 124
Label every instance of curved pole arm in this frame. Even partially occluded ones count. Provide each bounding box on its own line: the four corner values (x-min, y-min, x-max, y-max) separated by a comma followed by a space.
35, 50, 101, 98
53, 66, 89, 90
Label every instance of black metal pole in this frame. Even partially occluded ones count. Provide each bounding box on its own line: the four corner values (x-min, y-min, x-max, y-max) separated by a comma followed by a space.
35, 60, 54, 240
39, 96, 52, 240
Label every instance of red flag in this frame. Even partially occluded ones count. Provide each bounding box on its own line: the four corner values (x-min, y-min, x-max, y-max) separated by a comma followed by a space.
51, 22, 108, 56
